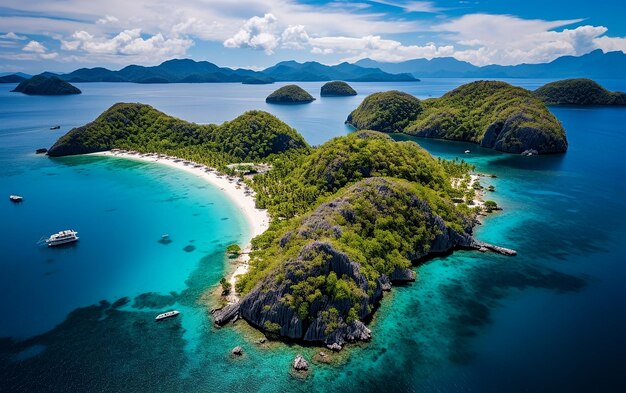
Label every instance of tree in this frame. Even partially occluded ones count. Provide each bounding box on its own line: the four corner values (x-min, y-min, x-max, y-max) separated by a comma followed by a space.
220, 277, 232, 295
484, 200, 498, 212
226, 244, 241, 255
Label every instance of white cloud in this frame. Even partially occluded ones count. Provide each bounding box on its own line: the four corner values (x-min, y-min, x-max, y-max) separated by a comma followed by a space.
96, 15, 119, 25
593, 36, 626, 53
370, 0, 443, 13
23, 40, 47, 53
1, 32, 28, 40
281, 25, 310, 49
60, 29, 193, 61
309, 35, 454, 62
224, 13, 279, 54
435, 14, 612, 65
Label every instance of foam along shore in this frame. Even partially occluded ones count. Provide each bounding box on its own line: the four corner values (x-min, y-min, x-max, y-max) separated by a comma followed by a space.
88, 150, 270, 302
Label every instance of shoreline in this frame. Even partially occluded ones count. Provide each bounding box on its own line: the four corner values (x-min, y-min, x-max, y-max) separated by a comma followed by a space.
88, 150, 270, 303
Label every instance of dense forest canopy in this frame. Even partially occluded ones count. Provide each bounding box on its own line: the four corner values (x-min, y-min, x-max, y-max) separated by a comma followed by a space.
347, 81, 568, 154
534, 78, 626, 105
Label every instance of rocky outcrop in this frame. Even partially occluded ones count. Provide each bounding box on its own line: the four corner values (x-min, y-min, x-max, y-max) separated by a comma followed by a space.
479, 113, 568, 154
293, 355, 309, 371
235, 178, 512, 347
231, 346, 243, 356
213, 303, 240, 326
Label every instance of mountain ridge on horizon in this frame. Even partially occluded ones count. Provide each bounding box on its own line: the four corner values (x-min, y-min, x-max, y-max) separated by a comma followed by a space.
2, 50, 624, 83
355, 49, 626, 79
3, 59, 417, 84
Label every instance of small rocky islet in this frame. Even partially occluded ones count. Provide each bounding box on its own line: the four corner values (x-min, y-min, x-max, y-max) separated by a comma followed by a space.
265, 84, 315, 104
320, 81, 357, 96
11, 75, 81, 95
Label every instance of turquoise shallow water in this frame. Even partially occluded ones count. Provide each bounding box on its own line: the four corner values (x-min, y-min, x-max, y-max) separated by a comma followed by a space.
1, 80, 625, 392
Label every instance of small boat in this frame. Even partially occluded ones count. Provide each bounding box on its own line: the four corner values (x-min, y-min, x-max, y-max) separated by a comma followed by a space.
464, 150, 471, 154
155, 310, 180, 321
45, 230, 79, 247
35, 148, 48, 154
9, 195, 23, 202
50, 125, 60, 130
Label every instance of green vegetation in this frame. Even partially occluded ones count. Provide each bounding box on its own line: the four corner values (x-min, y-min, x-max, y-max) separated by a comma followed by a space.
252, 130, 463, 219
534, 78, 626, 105
346, 91, 422, 132
12, 75, 81, 95
266, 84, 315, 104
219, 277, 232, 295
484, 200, 498, 212
47, 103, 309, 169
226, 244, 241, 255
347, 81, 568, 154
51, 103, 486, 345
239, 177, 475, 341
320, 81, 357, 96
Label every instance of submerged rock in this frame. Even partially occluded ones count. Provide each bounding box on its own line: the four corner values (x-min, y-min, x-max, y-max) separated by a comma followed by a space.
231, 346, 243, 356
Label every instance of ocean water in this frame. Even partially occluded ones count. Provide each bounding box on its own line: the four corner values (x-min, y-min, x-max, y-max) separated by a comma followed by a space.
1, 80, 625, 392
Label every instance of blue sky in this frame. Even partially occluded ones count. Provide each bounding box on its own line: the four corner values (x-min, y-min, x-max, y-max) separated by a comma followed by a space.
0, 0, 625, 73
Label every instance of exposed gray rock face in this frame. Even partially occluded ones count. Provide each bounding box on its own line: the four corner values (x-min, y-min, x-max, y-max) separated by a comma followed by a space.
232, 178, 517, 346
293, 355, 309, 371
213, 303, 240, 326
231, 346, 243, 356
479, 113, 568, 154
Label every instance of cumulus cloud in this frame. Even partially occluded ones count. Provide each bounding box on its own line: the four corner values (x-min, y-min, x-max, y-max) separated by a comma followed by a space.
223, 13, 279, 54
1, 32, 28, 40
593, 36, 626, 53
18, 40, 59, 60
23, 40, 47, 53
281, 25, 310, 49
435, 14, 610, 65
309, 35, 454, 62
60, 29, 193, 61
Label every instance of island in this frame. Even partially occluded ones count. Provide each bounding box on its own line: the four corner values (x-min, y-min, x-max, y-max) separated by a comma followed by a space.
346, 81, 568, 154
12, 75, 81, 95
534, 78, 626, 105
320, 81, 357, 96
49, 104, 515, 350
242, 76, 275, 85
0, 74, 27, 83
47, 103, 308, 162
266, 85, 316, 104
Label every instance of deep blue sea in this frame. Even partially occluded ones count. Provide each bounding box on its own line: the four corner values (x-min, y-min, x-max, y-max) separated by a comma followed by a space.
1, 79, 625, 392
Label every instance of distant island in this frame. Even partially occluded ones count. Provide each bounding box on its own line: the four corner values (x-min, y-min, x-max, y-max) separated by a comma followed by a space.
355, 49, 626, 79
534, 79, 626, 105
49, 104, 514, 350
242, 76, 275, 85
266, 85, 315, 104
347, 81, 568, 154
12, 75, 81, 95
320, 81, 357, 96
28, 58, 416, 84
0, 74, 26, 83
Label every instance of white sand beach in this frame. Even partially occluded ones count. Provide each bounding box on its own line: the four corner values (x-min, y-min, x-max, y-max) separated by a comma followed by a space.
90, 150, 270, 302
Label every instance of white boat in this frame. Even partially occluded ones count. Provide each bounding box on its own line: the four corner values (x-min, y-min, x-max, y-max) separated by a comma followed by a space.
9, 195, 23, 202
464, 150, 471, 154
155, 310, 180, 321
45, 230, 79, 247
